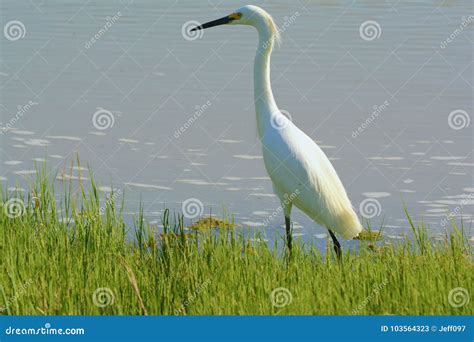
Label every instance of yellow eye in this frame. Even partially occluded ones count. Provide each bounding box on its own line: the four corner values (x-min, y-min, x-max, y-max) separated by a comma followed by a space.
229, 12, 242, 20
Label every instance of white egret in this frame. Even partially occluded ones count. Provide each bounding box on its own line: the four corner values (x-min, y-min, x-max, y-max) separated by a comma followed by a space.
191, 5, 362, 256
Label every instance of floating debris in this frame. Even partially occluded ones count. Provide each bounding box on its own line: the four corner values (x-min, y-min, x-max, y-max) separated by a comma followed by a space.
188, 217, 238, 231
355, 230, 383, 241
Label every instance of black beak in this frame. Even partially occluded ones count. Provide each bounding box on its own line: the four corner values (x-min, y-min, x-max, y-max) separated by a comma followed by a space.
191, 15, 232, 32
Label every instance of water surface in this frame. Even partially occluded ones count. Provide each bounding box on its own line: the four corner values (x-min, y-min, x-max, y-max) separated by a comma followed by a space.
1, 0, 473, 247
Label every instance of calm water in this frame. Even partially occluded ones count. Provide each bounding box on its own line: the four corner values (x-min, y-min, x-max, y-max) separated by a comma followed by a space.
1, 0, 473, 246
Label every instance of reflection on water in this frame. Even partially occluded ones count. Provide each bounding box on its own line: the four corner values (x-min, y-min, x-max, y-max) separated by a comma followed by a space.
1, 0, 472, 245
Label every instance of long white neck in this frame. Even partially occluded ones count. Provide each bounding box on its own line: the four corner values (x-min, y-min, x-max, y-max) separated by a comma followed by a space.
254, 25, 278, 138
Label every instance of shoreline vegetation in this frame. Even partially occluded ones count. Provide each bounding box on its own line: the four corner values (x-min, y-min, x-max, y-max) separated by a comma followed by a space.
0, 164, 472, 315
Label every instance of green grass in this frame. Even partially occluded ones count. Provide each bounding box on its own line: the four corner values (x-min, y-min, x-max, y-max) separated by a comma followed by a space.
0, 165, 472, 315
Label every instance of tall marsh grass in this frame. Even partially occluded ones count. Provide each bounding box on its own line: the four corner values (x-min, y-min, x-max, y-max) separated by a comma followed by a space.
0, 165, 472, 315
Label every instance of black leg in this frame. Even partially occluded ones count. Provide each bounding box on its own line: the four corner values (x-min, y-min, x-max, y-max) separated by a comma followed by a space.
285, 216, 292, 253
328, 229, 342, 260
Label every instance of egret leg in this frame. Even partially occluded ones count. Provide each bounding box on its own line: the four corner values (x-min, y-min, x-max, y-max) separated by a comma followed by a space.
285, 216, 292, 253
328, 229, 342, 260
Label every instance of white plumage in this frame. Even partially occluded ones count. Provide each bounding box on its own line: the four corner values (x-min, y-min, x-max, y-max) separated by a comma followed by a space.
261, 118, 363, 240
192, 5, 362, 253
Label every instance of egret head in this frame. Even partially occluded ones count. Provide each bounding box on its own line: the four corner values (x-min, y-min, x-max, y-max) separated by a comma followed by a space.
191, 5, 280, 46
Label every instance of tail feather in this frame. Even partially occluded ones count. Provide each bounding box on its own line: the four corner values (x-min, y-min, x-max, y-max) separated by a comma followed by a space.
334, 208, 363, 239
